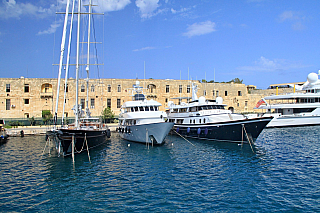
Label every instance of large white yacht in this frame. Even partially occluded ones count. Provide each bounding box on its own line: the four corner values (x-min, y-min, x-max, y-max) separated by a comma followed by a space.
167, 83, 272, 143
254, 72, 320, 128
117, 81, 174, 145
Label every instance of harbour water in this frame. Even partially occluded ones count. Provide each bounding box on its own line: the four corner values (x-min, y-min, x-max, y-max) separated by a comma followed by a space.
1, 126, 320, 212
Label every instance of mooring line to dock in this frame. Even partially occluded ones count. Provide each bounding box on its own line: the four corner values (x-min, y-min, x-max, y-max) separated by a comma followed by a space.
173, 130, 195, 146
242, 124, 255, 153
84, 133, 91, 163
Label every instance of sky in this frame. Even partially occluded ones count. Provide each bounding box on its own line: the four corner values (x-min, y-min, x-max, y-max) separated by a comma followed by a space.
1, 0, 320, 89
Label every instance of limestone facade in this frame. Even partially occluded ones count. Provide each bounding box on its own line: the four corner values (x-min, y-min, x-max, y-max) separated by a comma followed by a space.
0, 77, 293, 119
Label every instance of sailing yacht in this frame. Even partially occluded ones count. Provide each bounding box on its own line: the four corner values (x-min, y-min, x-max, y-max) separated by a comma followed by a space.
117, 81, 174, 145
46, 0, 110, 157
167, 82, 272, 143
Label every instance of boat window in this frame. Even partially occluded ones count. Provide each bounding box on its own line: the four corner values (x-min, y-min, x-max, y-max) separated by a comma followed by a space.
193, 119, 195, 124
190, 107, 197, 112
177, 119, 184, 124
180, 108, 187, 113
139, 106, 144, 111
173, 109, 179, 113
150, 106, 154, 111
134, 107, 139, 111
134, 120, 136, 125
155, 107, 159, 111
145, 107, 149, 111
293, 108, 315, 113
130, 107, 134, 112
199, 119, 201, 124
204, 118, 206, 123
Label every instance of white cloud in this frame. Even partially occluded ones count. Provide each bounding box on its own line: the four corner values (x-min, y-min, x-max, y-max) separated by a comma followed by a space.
238, 56, 308, 72
135, 0, 160, 19
93, 0, 131, 13
183, 21, 216, 38
133, 46, 156, 52
37, 20, 62, 35
279, 11, 305, 31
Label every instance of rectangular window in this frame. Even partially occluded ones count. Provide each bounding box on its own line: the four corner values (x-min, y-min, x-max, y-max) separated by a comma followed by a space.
238, 91, 242, 96
117, 85, 121, 92
64, 84, 68, 92
203, 90, 206, 96
24, 84, 29, 93
187, 85, 190, 93
107, 98, 111, 108
245, 101, 248, 107
24, 99, 29, 104
225, 91, 228, 96
6, 99, 10, 110
179, 85, 182, 93
166, 85, 170, 93
90, 98, 95, 109
44, 84, 50, 93
216, 91, 219, 97
6, 84, 10, 92
81, 99, 85, 109
117, 99, 121, 108
24, 113, 29, 118
91, 85, 95, 92
108, 85, 111, 92
81, 85, 85, 92
213, 90, 215, 97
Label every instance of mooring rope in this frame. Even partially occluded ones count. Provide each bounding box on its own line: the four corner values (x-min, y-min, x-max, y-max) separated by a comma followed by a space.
173, 130, 195, 146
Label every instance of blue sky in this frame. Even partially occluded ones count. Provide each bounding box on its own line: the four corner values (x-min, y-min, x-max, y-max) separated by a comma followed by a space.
1, 0, 320, 89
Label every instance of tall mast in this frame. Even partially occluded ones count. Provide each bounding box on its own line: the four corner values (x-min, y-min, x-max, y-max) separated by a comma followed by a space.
75, 0, 81, 128
54, 0, 70, 126
85, 0, 92, 118
62, 0, 76, 126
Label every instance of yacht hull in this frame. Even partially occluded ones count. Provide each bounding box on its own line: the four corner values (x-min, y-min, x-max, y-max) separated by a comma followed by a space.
266, 115, 320, 128
173, 117, 272, 143
47, 128, 110, 156
118, 122, 174, 145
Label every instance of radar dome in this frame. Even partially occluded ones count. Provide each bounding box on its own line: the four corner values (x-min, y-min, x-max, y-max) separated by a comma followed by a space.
199, 96, 206, 104
307, 72, 318, 83
216, 97, 223, 104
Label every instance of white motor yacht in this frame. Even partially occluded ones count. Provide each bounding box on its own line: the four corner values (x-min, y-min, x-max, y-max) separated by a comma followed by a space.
167, 83, 272, 143
255, 72, 320, 128
117, 81, 174, 145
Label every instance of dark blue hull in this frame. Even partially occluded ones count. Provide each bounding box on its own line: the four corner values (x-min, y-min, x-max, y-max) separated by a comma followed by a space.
47, 128, 110, 156
173, 117, 272, 143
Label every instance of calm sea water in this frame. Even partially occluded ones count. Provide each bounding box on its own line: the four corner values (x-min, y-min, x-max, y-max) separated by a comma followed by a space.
1, 126, 320, 212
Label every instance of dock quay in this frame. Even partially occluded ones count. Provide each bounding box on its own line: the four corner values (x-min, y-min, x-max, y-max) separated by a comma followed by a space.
6, 124, 118, 137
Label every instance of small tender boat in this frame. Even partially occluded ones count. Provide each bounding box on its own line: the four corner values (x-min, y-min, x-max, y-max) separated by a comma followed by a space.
117, 81, 174, 145
0, 120, 9, 144
254, 72, 320, 128
167, 83, 272, 143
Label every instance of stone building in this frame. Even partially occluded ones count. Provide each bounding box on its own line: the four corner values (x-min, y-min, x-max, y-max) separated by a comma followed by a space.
0, 77, 293, 121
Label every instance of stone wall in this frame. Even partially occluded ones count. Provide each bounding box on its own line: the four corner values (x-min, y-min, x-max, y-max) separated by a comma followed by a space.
0, 77, 289, 120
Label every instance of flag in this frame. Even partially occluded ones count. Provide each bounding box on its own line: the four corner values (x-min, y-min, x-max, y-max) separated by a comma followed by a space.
255, 99, 266, 108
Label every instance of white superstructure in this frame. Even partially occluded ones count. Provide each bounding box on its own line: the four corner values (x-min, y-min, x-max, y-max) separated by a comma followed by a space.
255, 72, 320, 128
118, 81, 174, 145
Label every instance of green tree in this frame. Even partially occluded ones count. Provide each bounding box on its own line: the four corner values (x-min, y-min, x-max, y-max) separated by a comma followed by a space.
42, 110, 53, 125
29, 116, 35, 126
229, 78, 243, 84
101, 107, 115, 123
